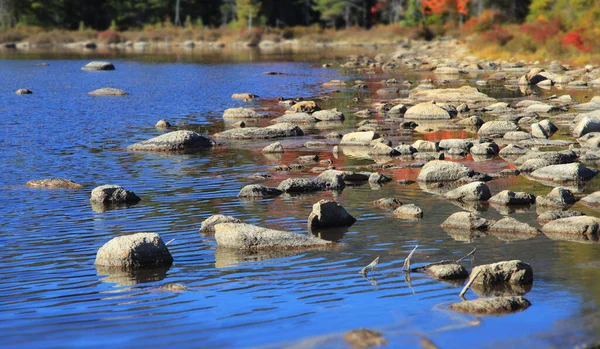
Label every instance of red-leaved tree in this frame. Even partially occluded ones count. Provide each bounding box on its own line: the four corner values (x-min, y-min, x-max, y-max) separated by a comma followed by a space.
421, 0, 470, 16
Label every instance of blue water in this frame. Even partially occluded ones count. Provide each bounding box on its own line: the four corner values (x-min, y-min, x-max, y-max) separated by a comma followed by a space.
1, 55, 600, 349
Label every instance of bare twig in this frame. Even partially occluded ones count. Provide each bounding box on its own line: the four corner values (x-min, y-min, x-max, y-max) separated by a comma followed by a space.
165, 238, 175, 246
402, 245, 418, 272
359, 256, 380, 276
459, 269, 482, 300
455, 248, 476, 263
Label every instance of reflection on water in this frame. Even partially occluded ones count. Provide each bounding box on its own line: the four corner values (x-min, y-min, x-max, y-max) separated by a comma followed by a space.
1, 49, 600, 349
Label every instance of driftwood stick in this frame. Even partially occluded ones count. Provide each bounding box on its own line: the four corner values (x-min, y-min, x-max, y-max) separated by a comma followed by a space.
359, 256, 380, 275
165, 238, 175, 246
455, 248, 476, 263
402, 245, 418, 272
459, 269, 482, 299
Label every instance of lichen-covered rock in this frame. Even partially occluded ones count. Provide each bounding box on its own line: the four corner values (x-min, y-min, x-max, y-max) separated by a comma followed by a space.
417, 160, 474, 182
489, 190, 535, 205
90, 185, 141, 205
82, 61, 115, 71
535, 187, 576, 207
541, 216, 600, 242
308, 199, 356, 230
237, 184, 282, 198
530, 163, 597, 182
95, 233, 173, 269
128, 130, 215, 151
214, 223, 332, 250
450, 296, 531, 315
26, 178, 82, 189
443, 181, 491, 201
472, 260, 533, 286
199, 215, 242, 233
262, 141, 284, 153
373, 198, 402, 209
441, 211, 490, 230
394, 204, 423, 218
214, 123, 304, 139
88, 87, 127, 96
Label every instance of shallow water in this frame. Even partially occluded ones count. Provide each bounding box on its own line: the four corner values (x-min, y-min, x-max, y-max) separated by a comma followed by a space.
1, 49, 600, 349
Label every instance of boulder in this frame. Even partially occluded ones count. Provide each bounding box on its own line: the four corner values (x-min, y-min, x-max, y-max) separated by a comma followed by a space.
88, 87, 127, 96
499, 144, 527, 156
470, 143, 499, 156
231, 93, 258, 99
394, 204, 423, 218
373, 198, 402, 209
287, 100, 319, 113
457, 115, 484, 126
262, 141, 284, 153
450, 296, 531, 315
237, 184, 282, 198
425, 264, 469, 280
214, 123, 304, 139
26, 178, 82, 189
90, 185, 140, 205
541, 216, 600, 242
404, 102, 451, 119
277, 178, 322, 193
394, 144, 417, 155
535, 187, 576, 207
440, 211, 490, 230
308, 199, 356, 230
412, 140, 439, 152
573, 116, 600, 137
95, 233, 173, 269
581, 191, 600, 206
513, 150, 576, 166
408, 86, 496, 108
532, 119, 558, 138
443, 182, 491, 201
340, 131, 380, 146
199, 215, 242, 233
537, 210, 585, 224
155, 119, 171, 128
82, 61, 115, 71
312, 108, 344, 121
222, 107, 262, 119
388, 104, 407, 115
368, 172, 392, 184
529, 163, 597, 182
478, 121, 520, 137
214, 223, 332, 250
439, 139, 472, 150
487, 218, 540, 240
503, 131, 533, 141
15, 88, 32, 94
368, 142, 399, 156
472, 260, 533, 286
417, 160, 474, 182
489, 190, 535, 205
272, 113, 318, 124
128, 130, 215, 151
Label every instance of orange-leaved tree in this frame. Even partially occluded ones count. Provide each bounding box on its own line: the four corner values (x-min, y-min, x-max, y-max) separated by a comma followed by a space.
421, 0, 470, 16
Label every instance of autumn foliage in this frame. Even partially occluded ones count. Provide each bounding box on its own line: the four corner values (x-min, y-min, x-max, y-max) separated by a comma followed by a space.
421, 0, 470, 16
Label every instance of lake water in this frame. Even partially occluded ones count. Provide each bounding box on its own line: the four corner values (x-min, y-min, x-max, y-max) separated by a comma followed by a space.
1, 47, 600, 349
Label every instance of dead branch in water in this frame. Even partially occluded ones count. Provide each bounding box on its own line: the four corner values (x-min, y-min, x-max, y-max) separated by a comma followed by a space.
359, 256, 380, 276
166, 238, 175, 246
410, 248, 477, 273
459, 269, 482, 300
402, 245, 419, 272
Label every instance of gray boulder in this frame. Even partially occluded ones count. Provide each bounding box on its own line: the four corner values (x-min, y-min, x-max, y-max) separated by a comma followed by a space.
573, 116, 600, 137
308, 200, 356, 230
581, 191, 600, 206
536, 187, 576, 207
238, 184, 282, 198
530, 163, 597, 182
368, 172, 392, 184
214, 223, 332, 250
499, 144, 527, 156
82, 61, 115, 71
542, 216, 600, 242
26, 178, 82, 189
199, 215, 242, 233
425, 264, 469, 280
155, 119, 171, 128
404, 102, 451, 119
340, 131, 380, 146
412, 140, 439, 152
222, 107, 263, 119
277, 178, 322, 193
488, 217, 540, 240
95, 233, 172, 269
472, 260, 534, 286
439, 139, 472, 150
531, 119, 558, 138
272, 113, 318, 124
478, 121, 520, 137
90, 185, 140, 205
88, 87, 127, 96
470, 142, 499, 156
450, 296, 531, 315
417, 160, 474, 182
262, 141, 284, 153
128, 130, 215, 151
394, 204, 423, 218
373, 198, 402, 209
312, 108, 344, 121
537, 210, 585, 224
489, 190, 535, 205
214, 123, 304, 139
443, 181, 491, 201
16, 88, 32, 94
440, 211, 490, 230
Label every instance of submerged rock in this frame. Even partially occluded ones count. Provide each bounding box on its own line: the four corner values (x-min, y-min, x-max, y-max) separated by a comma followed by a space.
214, 123, 304, 139
95, 233, 173, 269
344, 328, 387, 349
214, 223, 332, 250
82, 61, 115, 71
450, 296, 531, 315
542, 216, 600, 242
128, 130, 215, 151
90, 184, 140, 205
88, 87, 127, 96
155, 119, 171, 128
26, 178, 82, 189
199, 215, 243, 233
308, 199, 356, 230
237, 184, 282, 198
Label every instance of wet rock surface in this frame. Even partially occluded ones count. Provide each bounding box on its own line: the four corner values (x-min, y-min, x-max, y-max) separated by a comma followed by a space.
472, 260, 534, 286
214, 223, 333, 250
26, 178, 82, 189
308, 199, 356, 230
199, 215, 243, 233
95, 233, 173, 269
90, 184, 141, 205
450, 296, 531, 315
128, 130, 215, 151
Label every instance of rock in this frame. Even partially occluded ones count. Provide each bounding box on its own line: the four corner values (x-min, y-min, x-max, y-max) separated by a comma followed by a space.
536, 187, 576, 207
393, 144, 417, 155
287, 100, 319, 113
529, 163, 597, 182
88, 87, 127, 96
417, 160, 474, 182
525, 103, 557, 113
15, 88, 32, 94
90, 185, 140, 205
581, 191, 600, 206
238, 184, 282, 198
489, 190, 535, 205
425, 264, 469, 280
439, 139, 472, 150
394, 204, 423, 218
82, 61, 115, 71
272, 113, 318, 124
470, 143, 499, 156
404, 102, 451, 119
472, 260, 533, 286
316, 169, 370, 183
503, 131, 533, 141
214, 123, 304, 139
513, 150, 576, 166
262, 141, 284, 153
573, 116, 600, 137
368, 172, 392, 184
478, 121, 520, 137
297, 155, 318, 163
155, 119, 171, 128
222, 107, 262, 119
537, 210, 585, 223
408, 86, 496, 108
499, 144, 527, 156
373, 198, 402, 209
277, 178, 322, 193
488, 217, 540, 239
312, 108, 344, 121
412, 140, 439, 152
199, 215, 243, 233
159, 283, 187, 292
541, 216, 600, 242
457, 115, 484, 126
128, 130, 215, 151
450, 296, 531, 315
25, 178, 82, 189
340, 131, 380, 146
443, 182, 491, 201
344, 328, 387, 349
231, 93, 258, 99
533, 119, 558, 138
94, 233, 173, 269
308, 199, 356, 230
214, 223, 332, 250
325, 131, 343, 139
388, 104, 407, 115
441, 211, 490, 230
368, 142, 399, 156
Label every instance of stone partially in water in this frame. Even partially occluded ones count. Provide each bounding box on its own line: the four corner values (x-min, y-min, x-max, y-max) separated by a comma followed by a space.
489, 190, 535, 205
472, 260, 533, 286
404, 102, 451, 120
262, 141, 284, 153
542, 216, 600, 243
82, 61, 115, 71
580, 191, 600, 206
536, 187, 576, 207
340, 131, 380, 146
373, 198, 402, 209
214, 223, 332, 250
368, 172, 392, 184
487, 217, 540, 241
222, 107, 263, 119
344, 328, 387, 349
90, 184, 141, 205
88, 87, 127, 96
440, 211, 490, 230
214, 123, 304, 139
155, 119, 171, 128
26, 178, 82, 189
478, 121, 520, 137
537, 210, 585, 223
425, 264, 468, 280
277, 178, 322, 193
231, 93, 258, 99
529, 163, 597, 182
394, 204, 423, 218
417, 160, 474, 182
237, 184, 282, 198
128, 130, 215, 151
308, 199, 356, 230
450, 296, 531, 315
443, 181, 491, 201
95, 233, 173, 269
16, 88, 32, 94
199, 215, 242, 233
408, 86, 496, 108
